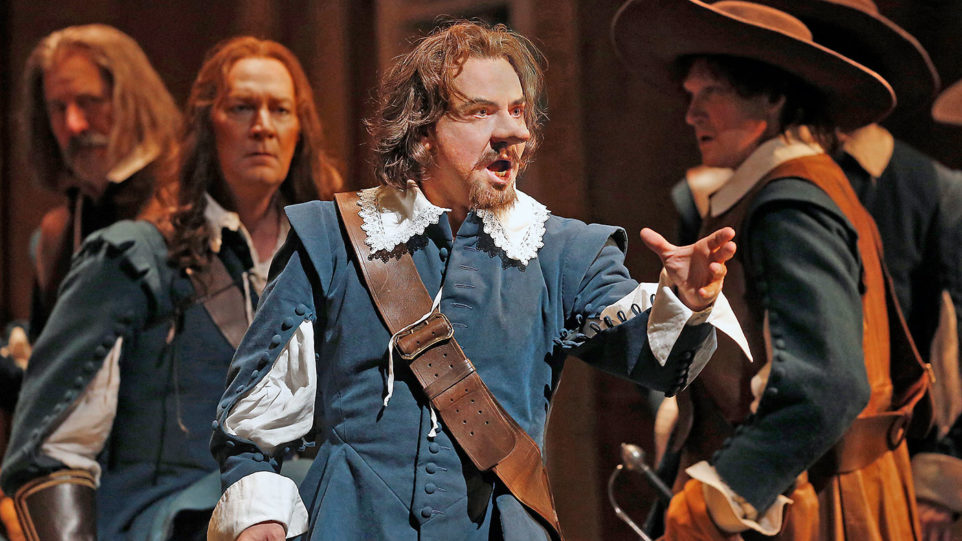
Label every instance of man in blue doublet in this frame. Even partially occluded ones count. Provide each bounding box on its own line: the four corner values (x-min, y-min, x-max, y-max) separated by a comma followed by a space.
208, 21, 745, 541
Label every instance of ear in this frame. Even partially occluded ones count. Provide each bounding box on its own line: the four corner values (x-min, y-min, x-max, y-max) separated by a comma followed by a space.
421, 130, 434, 152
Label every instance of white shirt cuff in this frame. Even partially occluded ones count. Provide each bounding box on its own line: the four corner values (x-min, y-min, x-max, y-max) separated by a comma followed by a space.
686, 460, 790, 535
207, 471, 309, 541
705, 290, 752, 362
647, 270, 752, 367
580, 269, 745, 372
647, 270, 699, 364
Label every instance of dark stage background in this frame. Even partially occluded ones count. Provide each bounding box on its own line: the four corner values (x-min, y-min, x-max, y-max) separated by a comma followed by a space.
2, 1, 961, 538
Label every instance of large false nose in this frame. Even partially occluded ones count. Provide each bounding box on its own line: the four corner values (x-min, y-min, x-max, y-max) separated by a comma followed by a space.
491, 111, 530, 144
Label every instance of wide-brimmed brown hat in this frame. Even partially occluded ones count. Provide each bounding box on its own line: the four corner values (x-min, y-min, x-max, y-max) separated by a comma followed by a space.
932, 79, 962, 126
756, 0, 939, 112
611, 0, 895, 131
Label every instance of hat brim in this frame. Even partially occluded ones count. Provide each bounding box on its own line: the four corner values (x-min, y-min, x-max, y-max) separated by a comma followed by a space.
932, 79, 962, 126
611, 0, 895, 131
756, 0, 939, 112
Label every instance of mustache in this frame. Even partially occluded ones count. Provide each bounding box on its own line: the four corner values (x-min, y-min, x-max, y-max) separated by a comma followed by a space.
473, 147, 522, 170
66, 132, 109, 155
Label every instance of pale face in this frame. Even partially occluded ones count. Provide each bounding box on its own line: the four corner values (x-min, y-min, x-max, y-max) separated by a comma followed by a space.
426, 57, 530, 211
211, 57, 300, 201
683, 58, 781, 169
43, 50, 115, 196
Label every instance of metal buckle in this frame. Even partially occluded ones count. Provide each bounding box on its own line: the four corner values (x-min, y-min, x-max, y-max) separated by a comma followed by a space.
887, 414, 909, 449
394, 312, 455, 361
924, 362, 936, 384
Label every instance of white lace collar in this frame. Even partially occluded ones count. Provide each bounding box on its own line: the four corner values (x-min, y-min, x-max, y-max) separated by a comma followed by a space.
357, 182, 550, 265
475, 192, 549, 265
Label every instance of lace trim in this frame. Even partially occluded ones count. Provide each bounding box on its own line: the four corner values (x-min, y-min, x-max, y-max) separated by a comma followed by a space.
358, 187, 446, 254
476, 193, 549, 265
357, 185, 549, 265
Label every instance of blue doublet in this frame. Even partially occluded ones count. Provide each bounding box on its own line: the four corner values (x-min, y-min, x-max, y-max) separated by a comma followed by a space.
3, 221, 254, 540
212, 199, 710, 540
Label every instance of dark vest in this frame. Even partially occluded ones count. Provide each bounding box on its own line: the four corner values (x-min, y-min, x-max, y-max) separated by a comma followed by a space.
673, 154, 930, 539
687, 155, 889, 443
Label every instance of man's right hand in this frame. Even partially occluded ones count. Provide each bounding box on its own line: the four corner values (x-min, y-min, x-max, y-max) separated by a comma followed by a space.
640, 226, 736, 312
237, 521, 286, 541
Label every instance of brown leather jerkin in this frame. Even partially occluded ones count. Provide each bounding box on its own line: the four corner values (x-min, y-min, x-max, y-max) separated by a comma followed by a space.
673, 154, 931, 540
186, 255, 250, 349
334, 192, 563, 540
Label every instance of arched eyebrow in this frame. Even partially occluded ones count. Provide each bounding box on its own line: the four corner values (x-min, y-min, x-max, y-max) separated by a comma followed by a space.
453, 97, 526, 114
455, 98, 496, 112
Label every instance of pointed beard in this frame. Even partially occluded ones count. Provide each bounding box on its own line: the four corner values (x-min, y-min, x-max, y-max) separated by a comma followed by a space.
469, 175, 517, 211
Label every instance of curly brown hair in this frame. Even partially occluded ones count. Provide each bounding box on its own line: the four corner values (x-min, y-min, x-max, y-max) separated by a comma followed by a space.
368, 20, 548, 190
167, 36, 344, 272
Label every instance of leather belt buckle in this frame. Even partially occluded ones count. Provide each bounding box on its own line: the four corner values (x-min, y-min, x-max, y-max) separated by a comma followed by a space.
887, 413, 909, 449
924, 362, 936, 383
394, 312, 455, 361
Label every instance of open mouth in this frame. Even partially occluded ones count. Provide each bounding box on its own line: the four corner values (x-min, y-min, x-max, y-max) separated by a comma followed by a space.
487, 159, 512, 179
698, 135, 713, 144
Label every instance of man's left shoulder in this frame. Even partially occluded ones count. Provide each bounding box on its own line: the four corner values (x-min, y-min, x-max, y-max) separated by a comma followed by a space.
542, 215, 627, 255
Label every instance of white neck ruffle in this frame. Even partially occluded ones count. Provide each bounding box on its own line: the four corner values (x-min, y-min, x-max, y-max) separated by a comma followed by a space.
475, 191, 548, 265
357, 182, 549, 265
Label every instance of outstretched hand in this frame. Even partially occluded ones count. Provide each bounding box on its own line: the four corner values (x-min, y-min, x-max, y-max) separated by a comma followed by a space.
641, 227, 736, 312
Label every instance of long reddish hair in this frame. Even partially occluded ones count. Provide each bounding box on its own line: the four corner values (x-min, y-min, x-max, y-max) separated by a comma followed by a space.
166, 36, 343, 272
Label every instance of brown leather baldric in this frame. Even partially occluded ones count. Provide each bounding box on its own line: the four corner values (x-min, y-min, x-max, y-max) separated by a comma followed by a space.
335, 192, 563, 539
